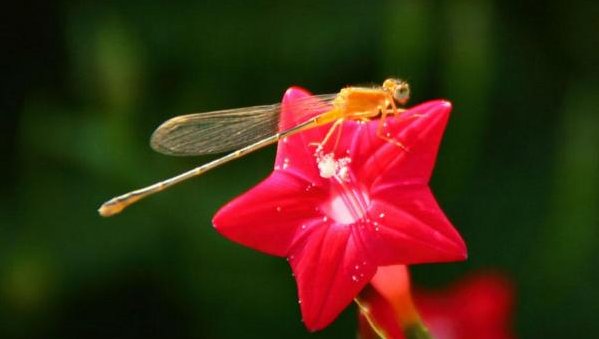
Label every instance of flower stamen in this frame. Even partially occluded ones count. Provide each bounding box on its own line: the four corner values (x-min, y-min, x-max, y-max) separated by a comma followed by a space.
316, 152, 371, 224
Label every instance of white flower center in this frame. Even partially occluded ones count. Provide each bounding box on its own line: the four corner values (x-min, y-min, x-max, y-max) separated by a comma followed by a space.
316, 151, 370, 224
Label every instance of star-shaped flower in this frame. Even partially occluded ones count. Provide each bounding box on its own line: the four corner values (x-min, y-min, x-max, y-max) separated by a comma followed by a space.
213, 87, 466, 330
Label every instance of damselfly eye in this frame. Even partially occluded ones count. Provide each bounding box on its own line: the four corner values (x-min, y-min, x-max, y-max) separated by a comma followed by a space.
393, 82, 410, 105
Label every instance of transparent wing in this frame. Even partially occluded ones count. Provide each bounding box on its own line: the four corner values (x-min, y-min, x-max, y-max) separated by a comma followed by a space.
150, 104, 280, 156
150, 93, 337, 156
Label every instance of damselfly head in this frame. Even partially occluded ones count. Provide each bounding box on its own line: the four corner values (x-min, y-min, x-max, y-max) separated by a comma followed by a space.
382, 78, 410, 106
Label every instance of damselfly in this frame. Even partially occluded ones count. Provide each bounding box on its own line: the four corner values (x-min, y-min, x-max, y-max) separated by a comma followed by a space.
98, 78, 411, 217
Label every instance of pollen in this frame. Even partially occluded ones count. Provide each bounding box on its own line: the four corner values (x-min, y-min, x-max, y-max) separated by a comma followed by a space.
317, 153, 337, 178
316, 151, 370, 224
315, 151, 352, 181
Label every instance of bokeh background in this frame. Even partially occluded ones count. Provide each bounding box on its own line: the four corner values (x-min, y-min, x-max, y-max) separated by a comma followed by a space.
2, 0, 598, 338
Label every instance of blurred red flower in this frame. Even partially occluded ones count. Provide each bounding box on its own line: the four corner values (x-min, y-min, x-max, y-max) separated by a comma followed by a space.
358, 265, 515, 339
213, 87, 466, 330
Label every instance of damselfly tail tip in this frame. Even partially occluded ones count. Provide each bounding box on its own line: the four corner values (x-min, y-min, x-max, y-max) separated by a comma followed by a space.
98, 199, 124, 217
98, 193, 144, 217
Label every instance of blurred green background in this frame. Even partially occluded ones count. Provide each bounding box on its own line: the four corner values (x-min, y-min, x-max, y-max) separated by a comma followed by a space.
2, 0, 598, 338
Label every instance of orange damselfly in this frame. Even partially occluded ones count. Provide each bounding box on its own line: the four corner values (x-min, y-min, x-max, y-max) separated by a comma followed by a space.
98, 78, 410, 217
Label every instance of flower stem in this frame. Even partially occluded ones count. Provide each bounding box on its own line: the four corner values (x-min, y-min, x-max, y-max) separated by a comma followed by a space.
356, 265, 437, 339
403, 321, 433, 339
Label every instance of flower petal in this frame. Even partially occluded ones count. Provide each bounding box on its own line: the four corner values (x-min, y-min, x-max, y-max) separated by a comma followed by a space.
275, 87, 331, 180
358, 284, 406, 339
289, 223, 377, 330
357, 265, 412, 339
213, 171, 326, 256
358, 100, 452, 190
361, 186, 466, 265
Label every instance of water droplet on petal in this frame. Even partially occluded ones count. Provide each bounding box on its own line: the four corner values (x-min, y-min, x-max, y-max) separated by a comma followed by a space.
322, 216, 328, 222
379, 213, 385, 219
298, 299, 302, 304
352, 275, 359, 282
276, 206, 282, 212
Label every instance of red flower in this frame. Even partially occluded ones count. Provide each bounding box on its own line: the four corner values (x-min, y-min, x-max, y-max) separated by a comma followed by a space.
358, 266, 515, 339
213, 87, 466, 330
415, 272, 515, 339
357, 265, 415, 339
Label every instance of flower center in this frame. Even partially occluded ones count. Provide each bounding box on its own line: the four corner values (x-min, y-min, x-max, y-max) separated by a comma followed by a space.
317, 152, 371, 224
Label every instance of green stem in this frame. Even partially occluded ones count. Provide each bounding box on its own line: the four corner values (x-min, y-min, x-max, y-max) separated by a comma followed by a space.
403, 322, 433, 339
